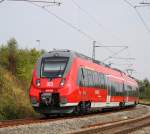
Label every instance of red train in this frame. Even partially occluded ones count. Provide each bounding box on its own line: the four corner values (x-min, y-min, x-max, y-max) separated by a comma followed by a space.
29, 50, 139, 116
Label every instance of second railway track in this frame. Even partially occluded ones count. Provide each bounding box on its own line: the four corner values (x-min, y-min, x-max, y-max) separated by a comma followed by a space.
71, 111, 150, 134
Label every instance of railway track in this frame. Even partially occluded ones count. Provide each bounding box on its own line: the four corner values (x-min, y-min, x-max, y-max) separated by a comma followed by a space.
0, 105, 142, 128
71, 112, 150, 134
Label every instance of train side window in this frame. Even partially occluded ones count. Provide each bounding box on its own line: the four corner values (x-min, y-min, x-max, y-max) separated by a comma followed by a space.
132, 86, 137, 97
88, 69, 92, 87
77, 68, 107, 89
136, 87, 139, 97
91, 70, 94, 87
111, 81, 115, 96
88, 70, 92, 87
101, 74, 104, 88
127, 85, 132, 96
93, 71, 97, 87
107, 79, 111, 95
120, 83, 124, 96
86, 69, 89, 87
77, 68, 81, 85
99, 73, 104, 89
124, 84, 128, 96
77, 68, 82, 86
77, 68, 87, 87
97, 73, 100, 87
132, 87, 134, 96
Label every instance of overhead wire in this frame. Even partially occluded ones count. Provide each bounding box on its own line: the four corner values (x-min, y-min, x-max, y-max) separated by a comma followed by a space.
134, 7, 150, 33
0, 0, 5, 3
8, 0, 59, 4
134, 4, 150, 8
102, 46, 128, 62
71, 0, 126, 53
110, 57, 135, 60
108, 62, 133, 67
123, 0, 150, 34
71, 0, 116, 54
123, 0, 135, 8
71, 0, 104, 29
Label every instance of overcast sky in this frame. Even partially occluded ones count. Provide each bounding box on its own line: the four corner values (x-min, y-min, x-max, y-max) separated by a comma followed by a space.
0, 0, 150, 80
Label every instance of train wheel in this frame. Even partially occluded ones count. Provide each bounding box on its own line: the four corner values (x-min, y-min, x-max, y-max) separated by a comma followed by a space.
73, 101, 91, 115
134, 101, 137, 106
79, 101, 91, 114
43, 113, 50, 118
119, 102, 124, 109
73, 105, 81, 115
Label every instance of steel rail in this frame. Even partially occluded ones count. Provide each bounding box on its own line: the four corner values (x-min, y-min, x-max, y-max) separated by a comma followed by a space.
71, 112, 150, 134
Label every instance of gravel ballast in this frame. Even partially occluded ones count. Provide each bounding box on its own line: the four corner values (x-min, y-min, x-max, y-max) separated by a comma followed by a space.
0, 105, 149, 134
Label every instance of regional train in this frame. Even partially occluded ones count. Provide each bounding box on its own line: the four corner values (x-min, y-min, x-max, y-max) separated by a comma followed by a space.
29, 50, 139, 116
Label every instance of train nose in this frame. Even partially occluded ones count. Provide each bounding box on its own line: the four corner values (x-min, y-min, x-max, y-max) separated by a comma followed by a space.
40, 92, 60, 107
41, 93, 52, 105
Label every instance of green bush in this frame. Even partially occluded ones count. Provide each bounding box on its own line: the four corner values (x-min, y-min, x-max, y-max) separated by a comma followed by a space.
0, 64, 36, 120
139, 79, 150, 100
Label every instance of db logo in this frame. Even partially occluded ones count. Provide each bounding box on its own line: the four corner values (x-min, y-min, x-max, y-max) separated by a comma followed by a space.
47, 82, 53, 87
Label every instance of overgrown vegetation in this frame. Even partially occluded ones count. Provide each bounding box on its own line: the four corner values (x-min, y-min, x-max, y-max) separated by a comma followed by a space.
138, 79, 150, 102
0, 67, 35, 120
0, 38, 43, 120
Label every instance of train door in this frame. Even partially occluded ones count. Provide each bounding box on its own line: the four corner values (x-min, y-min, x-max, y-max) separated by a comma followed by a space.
106, 76, 111, 104
124, 83, 129, 103
79, 67, 87, 102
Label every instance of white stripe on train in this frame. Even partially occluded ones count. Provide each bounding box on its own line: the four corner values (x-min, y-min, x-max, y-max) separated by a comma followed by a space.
60, 101, 135, 107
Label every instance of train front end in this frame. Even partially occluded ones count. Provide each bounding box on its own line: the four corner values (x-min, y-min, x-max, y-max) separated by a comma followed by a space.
29, 50, 75, 115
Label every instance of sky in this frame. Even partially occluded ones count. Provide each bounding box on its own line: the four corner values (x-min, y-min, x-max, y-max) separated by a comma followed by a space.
0, 0, 150, 80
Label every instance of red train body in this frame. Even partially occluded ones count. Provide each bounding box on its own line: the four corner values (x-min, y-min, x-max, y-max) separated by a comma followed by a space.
29, 50, 139, 115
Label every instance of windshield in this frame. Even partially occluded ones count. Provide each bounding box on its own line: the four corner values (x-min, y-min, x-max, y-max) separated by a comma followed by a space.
41, 57, 68, 78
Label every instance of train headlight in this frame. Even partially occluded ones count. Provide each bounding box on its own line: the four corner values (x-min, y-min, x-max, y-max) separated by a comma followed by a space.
36, 79, 40, 87
41, 93, 52, 105
60, 78, 65, 86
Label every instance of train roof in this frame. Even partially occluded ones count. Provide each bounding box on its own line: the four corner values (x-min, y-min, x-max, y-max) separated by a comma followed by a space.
47, 49, 107, 66
44, 49, 136, 81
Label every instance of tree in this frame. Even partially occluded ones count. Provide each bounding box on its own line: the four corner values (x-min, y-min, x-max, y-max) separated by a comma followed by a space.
139, 79, 150, 99
7, 38, 18, 75
0, 45, 9, 68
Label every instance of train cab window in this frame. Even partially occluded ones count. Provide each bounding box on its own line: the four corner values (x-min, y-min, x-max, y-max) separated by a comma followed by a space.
41, 57, 68, 78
